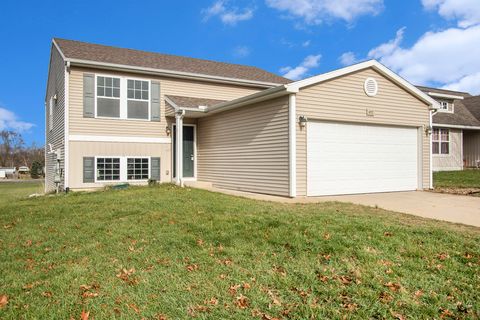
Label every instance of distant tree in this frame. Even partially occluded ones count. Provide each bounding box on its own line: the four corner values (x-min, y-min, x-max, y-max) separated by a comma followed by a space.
31, 161, 42, 179
0, 130, 24, 167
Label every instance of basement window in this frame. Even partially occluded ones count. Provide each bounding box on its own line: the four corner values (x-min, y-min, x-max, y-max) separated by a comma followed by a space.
96, 157, 121, 181
127, 158, 149, 180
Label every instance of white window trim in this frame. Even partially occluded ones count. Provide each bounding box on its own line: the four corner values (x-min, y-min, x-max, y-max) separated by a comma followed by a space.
94, 74, 151, 121
94, 156, 151, 183
126, 157, 150, 182
432, 128, 450, 156
436, 100, 454, 114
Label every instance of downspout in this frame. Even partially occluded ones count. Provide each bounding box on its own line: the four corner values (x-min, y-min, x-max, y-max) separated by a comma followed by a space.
429, 109, 434, 189
289, 94, 297, 197
175, 109, 185, 187
64, 61, 70, 192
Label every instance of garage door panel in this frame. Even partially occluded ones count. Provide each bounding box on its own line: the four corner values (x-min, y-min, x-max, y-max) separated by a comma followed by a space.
307, 121, 418, 196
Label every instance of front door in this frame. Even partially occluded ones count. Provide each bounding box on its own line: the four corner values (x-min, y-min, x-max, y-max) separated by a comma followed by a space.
173, 125, 195, 178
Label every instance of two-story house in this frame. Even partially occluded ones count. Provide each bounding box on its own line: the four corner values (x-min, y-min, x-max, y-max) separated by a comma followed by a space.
418, 86, 480, 171
46, 38, 439, 197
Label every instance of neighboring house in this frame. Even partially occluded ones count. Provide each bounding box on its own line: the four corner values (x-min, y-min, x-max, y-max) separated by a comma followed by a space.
18, 166, 30, 174
418, 86, 480, 171
0, 167, 16, 179
46, 38, 438, 197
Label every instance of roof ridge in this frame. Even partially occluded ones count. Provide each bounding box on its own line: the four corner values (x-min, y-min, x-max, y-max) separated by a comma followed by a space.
53, 37, 280, 75
415, 85, 471, 96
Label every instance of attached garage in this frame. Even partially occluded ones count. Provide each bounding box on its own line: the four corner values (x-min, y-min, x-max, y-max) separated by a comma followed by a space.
307, 121, 420, 196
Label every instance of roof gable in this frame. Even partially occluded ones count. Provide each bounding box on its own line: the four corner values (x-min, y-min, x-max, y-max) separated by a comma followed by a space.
53, 38, 290, 87
286, 60, 438, 108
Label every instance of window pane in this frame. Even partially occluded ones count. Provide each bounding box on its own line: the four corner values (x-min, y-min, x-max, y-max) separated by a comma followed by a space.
105, 87, 112, 97
142, 91, 148, 100
106, 77, 112, 86
141, 81, 148, 90
113, 88, 120, 98
128, 80, 134, 89
127, 100, 149, 119
98, 77, 104, 86
441, 129, 449, 141
128, 89, 134, 99
135, 90, 141, 99
432, 129, 439, 141
135, 81, 141, 90
441, 142, 449, 154
113, 78, 120, 88
97, 87, 104, 96
432, 142, 439, 154
97, 98, 120, 117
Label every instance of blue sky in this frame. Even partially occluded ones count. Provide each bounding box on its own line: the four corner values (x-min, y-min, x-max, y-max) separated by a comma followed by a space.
1, 0, 479, 145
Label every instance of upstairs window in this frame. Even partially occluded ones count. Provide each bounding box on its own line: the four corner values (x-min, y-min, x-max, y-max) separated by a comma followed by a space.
432, 128, 449, 155
96, 76, 121, 118
437, 100, 454, 113
127, 80, 149, 120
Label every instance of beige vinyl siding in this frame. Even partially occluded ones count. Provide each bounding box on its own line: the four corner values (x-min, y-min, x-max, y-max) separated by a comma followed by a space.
68, 66, 260, 137
463, 131, 480, 168
69, 141, 170, 189
45, 44, 66, 192
296, 68, 431, 196
197, 96, 290, 196
432, 128, 463, 171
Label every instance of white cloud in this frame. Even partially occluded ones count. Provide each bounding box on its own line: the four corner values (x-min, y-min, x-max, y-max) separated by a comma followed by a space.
370, 25, 480, 93
265, 0, 384, 24
280, 54, 321, 80
339, 51, 358, 66
422, 0, 480, 28
442, 72, 480, 94
367, 27, 405, 59
233, 45, 251, 58
0, 107, 35, 132
302, 40, 311, 47
202, 1, 254, 25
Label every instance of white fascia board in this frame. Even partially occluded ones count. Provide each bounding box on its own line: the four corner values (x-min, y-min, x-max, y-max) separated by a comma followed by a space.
427, 92, 465, 100
433, 123, 480, 130
69, 135, 171, 143
67, 58, 281, 89
286, 60, 440, 108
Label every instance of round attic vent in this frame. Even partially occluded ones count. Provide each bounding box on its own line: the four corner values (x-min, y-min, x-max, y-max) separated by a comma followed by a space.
364, 77, 378, 97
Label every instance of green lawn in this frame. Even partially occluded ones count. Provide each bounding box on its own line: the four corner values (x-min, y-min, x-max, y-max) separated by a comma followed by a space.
0, 185, 479, 319
0, 181, 44, 202
433, 170, 480, 189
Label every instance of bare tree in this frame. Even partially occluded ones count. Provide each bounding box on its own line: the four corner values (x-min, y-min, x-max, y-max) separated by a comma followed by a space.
0, 130, 24, 167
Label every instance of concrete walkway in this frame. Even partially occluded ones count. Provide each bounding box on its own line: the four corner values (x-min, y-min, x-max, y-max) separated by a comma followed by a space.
199, 185, 480, 227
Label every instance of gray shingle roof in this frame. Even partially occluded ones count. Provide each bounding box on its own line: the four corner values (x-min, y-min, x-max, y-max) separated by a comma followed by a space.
416, 86, 480, 127
54, 38, 290, 85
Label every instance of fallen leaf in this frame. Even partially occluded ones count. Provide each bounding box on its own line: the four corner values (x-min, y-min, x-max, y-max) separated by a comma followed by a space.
464, 253, 473, 259
80, 310, 89, 320
339, 276, 352, 285
42, 291, 53, 298
186, 264, 199, 272
384, 232, 393, 237
379, 291, 393, 303
384, 282, 401, 292
229, 284, 240, 296
440, 308, 454, 319
0, 295, 8, 309
437, 253, 450, 260
234, 294, 249, 309
414, 290, 424, 298
385, 268, 394, 274
196, 239, 204, 246
219, 274, 227, 280
242, 282, 251, 290
323, 233, 331, 240
128, 303, 140, 313
205, 297, 218, 305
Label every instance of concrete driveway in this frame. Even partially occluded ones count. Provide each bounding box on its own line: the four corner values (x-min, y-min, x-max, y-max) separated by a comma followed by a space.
302, 191, 480, 227
200, 184, 480, 227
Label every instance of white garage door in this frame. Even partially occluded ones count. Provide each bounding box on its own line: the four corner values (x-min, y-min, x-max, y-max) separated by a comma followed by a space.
307, 121, 419, 196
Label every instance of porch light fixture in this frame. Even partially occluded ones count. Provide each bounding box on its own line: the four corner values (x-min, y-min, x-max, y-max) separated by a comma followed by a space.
166, 126, 172, 136
299, 115, 308, 128
425, 125, 432, 136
